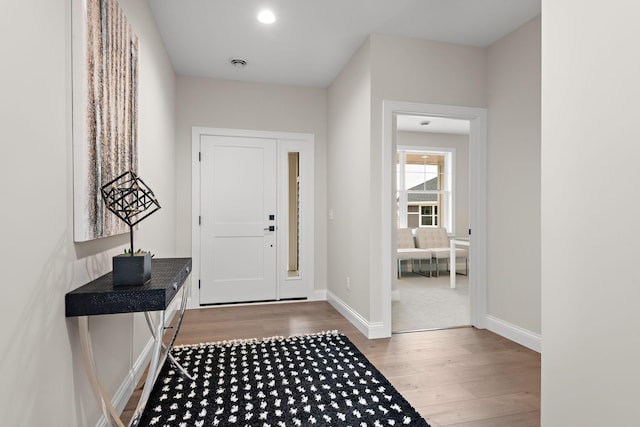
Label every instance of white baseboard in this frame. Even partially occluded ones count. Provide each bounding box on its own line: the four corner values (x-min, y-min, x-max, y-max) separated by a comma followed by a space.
311, 289, 327, 301
485, 315, 541, 353
326, 291, 386, 339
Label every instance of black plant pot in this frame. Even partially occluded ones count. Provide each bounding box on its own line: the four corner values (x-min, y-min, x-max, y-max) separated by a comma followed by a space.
112, 252, 151, 286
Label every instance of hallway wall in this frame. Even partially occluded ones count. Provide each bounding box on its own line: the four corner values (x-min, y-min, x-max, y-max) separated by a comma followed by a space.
0, 1, 177, 424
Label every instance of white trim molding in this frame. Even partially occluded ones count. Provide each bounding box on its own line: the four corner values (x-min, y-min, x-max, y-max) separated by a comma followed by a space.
327, 291, 386, 339
485, 315, 541, 353
311, 289, 328, 301
382, 101, 488, 337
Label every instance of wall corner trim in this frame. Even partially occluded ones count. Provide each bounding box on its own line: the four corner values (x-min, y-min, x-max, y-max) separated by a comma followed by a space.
311, 289, 328, 301
326, 291, 388, 339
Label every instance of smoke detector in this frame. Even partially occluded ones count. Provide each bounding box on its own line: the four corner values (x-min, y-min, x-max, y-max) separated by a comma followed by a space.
230, 58, 247, 68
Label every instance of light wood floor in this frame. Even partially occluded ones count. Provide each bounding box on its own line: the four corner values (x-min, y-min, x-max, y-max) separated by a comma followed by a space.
123, 301, 540, 426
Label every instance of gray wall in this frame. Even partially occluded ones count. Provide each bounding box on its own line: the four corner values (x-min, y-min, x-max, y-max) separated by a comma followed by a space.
327, 22, 541, 341
327, 40, 373, 317
174, 76, 329, 296
0, 0, 177, 424
0, 3, 544, 423
542, 1, 640, 424
329, 34, 487, 326
487, 16, 541, 334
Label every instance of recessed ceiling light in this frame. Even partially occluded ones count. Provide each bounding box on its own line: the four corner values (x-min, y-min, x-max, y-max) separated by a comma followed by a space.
257, 10, 276, 24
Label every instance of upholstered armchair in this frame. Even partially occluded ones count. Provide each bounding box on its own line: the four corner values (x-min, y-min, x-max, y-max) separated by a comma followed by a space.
396, 228, 432, 278
415, 227, 468, 277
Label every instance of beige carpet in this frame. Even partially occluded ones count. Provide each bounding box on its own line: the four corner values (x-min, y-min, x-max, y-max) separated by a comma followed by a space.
392, 271, 470, 332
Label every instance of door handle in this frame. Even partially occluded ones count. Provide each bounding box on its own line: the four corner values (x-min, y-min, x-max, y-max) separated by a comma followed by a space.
264, 225, 275, 232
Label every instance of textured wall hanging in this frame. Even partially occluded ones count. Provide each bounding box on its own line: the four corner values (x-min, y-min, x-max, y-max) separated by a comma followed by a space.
72, 0, 139, 242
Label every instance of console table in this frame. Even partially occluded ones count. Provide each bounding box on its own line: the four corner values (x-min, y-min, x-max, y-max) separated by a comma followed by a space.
66, 258, 192, 427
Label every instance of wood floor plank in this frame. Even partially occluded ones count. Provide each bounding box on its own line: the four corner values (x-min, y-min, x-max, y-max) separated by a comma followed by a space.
422, 391, 540, 426
121, 301, 540, 426
444, 410, 541, 427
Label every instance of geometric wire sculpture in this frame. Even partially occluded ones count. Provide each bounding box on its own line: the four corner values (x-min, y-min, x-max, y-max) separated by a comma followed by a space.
101, 170, 161, 254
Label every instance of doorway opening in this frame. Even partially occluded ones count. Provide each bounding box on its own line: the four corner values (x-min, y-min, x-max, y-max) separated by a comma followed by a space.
393, 122, 471, 332
380, 101, 487, 338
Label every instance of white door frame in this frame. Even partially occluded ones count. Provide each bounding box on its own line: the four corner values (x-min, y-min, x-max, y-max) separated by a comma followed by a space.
191, 127, 315, 309
381, 101, 488, 335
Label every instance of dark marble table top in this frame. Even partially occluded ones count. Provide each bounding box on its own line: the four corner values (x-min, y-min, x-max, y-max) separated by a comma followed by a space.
65, 258, 192, 317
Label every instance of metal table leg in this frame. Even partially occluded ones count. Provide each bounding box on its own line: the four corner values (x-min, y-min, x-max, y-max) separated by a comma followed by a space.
78, 316, 126, 427
128, 280, 191, 426
78, 280, 191, 427
142, 291, 193, 380
128, 311, 165, 427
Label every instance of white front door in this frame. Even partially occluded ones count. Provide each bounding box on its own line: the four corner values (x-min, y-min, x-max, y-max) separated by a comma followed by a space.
200, 135, 277, 304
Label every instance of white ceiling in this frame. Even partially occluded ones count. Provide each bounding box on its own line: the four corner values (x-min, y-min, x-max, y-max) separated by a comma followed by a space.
148, 0, 540, 89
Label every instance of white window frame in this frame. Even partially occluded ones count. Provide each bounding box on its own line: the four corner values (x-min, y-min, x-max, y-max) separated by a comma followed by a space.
420, 204, 438, 227
397, 146, 455, 235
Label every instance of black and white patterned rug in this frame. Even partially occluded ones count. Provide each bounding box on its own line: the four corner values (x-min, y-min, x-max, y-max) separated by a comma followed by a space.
139, 331, 431, 426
